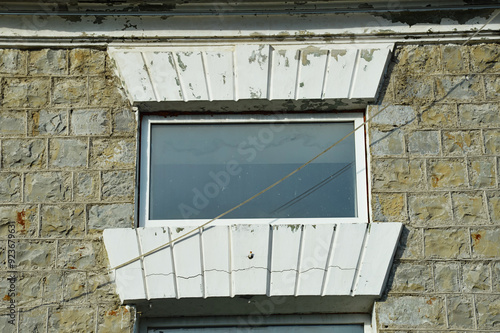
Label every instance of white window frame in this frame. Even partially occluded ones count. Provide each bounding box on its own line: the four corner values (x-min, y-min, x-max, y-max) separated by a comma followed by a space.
139, 314, 373, 333
139, 112, 368, 228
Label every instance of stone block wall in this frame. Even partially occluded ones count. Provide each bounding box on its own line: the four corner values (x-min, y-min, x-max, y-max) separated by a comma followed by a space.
372, 43, 500, 331
0, 48, 136, 332
0, 43, 498, 332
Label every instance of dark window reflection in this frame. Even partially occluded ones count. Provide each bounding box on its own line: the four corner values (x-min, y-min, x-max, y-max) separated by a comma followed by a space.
149, 122, 356, 220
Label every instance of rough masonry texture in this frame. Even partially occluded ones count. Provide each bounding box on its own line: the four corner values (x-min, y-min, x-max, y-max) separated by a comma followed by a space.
0, 42, 499, 331
371, 43, 500, 331
0, 48, 135, 332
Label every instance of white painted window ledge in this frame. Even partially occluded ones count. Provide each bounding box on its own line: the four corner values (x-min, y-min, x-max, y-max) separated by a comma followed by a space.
108, 43, 393, 106
103, 222, 402, 302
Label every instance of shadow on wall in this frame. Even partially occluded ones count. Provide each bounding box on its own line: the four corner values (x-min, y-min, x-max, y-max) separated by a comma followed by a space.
374, 48, 500, 301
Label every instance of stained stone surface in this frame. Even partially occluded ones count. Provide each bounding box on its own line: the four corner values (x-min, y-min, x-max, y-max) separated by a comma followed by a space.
0, 42, 498, 333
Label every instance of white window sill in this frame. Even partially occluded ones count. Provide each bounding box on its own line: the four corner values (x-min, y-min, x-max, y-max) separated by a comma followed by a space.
103, 222, 402, 302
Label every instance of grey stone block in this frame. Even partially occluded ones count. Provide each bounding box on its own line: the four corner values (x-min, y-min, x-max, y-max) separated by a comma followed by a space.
427, 158, 467, 189
112, 109, 135, 134
0, 49, 27, 75
28, 49, 67, 75
0, 173, 21, 203
30, 109, 67, 136
471, 228, 500, 258
434, 262, 460, 292
52, 77, 87, 105
424, 228, 470, 259
484, 130, 500, 155
74, 171, 99, 201
90, 138, 135, 169
372, 159, 425, 191
389, 263, 433, 293
442, 130, 482, 156
370, 104, 416, 126
71, 109, 109, 135
459, 103, 500, 127
102, 170, 134, 201
88, 203, 134, 230
49, 138, 87, 168
484, 75, 500, 100
408, 194, 452, 225
394, 75, 435, 104
377, 296, 445, 327
57, 241, 99, 270
476, 295, 500, 329
418, 103, 457, 128
63, 272, 87, 304
48, 306, 95, 332
408, 131, 440, 155
2, 139, 46, 170
372, 193, 406, 222
435, 75, 482, 102
452, 192, 487, 224
2, 78, 49, 108
18, 307, 46, 333
370, 128, 405, 156
0, 111, 26, 136
442, 45, 469, 74
25, 172, 71, 203
462, 262, 491, 292
0, 205, 38, 237
40, 204, 85, 238
69, 49, 106, 75
447, 296, 475, 328
488, 193, 500, 223
469, 158, 496, 189
16, 241, 55, 269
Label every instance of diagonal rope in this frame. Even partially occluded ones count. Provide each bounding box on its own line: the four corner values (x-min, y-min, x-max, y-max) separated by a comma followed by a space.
108, 105, 389, 272
462, 9, 500, 46
269, 162, 353, 216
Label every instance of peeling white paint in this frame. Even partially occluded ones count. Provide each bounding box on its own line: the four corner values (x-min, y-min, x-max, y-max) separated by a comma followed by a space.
103, 222, 402, 302
108, 43, 393, 105
0, 11, 498, 43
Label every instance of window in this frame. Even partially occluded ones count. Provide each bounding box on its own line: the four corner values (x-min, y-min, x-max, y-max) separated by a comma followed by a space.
139, 113, 368, 227
140, 314, 372, 333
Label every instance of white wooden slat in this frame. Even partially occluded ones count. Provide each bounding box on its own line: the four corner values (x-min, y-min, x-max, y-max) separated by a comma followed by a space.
296, 224, 334, 296
170, 226, 204, 298
174, 51, 209, 101
269, 224, 303, 296
110, 44, 393, 103
296, 47, 329, 100
354, 222, 403, 296
231, 224, 270, 295
204, 50, 235, 101
269, 47, 300, 100
146, 52, 183, 101
323, 223, 367, 295
102, 228, 146, 301
110, 51, 156, 102
104, 222, 402, 301
350, 48, 392, 99
137, 227, 177, 299
323, 49, 358, 99
235, 44, 270, 100
201, 225, 231, 297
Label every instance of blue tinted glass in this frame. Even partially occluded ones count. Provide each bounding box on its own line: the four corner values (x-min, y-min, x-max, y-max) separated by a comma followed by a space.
149, 122, 356, 220
151, 325, 364, 332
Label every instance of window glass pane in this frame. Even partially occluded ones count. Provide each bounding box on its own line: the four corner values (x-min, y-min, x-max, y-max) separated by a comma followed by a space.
149, 121, 356, 220
150, 324, 363, 332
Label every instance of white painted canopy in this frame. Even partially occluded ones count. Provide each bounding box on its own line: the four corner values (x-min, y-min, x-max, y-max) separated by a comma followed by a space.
108, 44, 393, 105
103, 222, 402, 302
